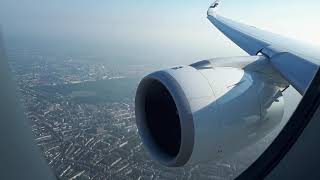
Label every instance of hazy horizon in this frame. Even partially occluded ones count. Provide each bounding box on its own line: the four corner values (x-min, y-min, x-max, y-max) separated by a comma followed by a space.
1, 0, 319, 65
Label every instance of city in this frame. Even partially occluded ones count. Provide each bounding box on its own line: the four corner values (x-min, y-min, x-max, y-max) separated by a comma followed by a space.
8, 48, 257, 180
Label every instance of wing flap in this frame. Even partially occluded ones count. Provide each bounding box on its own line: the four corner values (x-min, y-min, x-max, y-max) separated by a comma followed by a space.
267, 51, 318, 95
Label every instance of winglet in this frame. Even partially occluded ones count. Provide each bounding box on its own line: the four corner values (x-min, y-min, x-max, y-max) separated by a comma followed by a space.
207, 0, 221, 17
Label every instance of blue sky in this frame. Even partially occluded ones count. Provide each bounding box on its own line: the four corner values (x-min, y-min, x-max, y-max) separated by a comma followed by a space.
1, 0, 319, 65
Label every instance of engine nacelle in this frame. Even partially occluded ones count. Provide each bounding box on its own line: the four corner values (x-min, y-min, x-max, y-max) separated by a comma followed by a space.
135, 57, 285, 167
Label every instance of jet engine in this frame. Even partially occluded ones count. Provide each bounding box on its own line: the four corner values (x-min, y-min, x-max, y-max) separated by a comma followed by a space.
135, 56, 287, 167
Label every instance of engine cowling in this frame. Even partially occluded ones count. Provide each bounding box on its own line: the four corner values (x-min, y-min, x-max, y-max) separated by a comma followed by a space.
135, 57, 285, 167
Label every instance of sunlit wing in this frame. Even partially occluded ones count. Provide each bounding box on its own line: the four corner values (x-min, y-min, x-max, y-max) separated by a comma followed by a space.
207, 0, 320, 95
135, 0, 320, 168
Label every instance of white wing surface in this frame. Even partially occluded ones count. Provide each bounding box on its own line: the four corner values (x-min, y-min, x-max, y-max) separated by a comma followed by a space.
208, 0, 320, 94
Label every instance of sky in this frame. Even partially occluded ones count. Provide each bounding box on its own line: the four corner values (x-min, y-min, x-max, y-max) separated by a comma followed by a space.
0, 0, 319, 65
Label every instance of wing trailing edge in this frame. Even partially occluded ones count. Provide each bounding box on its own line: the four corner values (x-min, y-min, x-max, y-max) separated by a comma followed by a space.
207, 1, 320, 95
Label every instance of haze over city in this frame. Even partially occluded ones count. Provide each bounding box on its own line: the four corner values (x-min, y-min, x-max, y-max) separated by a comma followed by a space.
1, 0, 319, 65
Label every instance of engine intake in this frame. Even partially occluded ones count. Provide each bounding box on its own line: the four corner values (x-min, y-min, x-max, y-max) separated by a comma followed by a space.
135, 59, 285, 167
144, 80, 181, 157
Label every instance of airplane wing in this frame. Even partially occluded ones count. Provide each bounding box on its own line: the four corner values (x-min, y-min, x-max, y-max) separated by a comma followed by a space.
135, 0, 320, 169
207, 0, 320, 95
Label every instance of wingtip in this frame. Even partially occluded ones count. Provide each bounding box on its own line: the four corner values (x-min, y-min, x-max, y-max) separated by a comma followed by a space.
207, 0, 221, 17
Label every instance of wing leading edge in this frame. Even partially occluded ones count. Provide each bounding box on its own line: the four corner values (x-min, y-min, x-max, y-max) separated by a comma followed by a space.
207, 1, 320, 95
